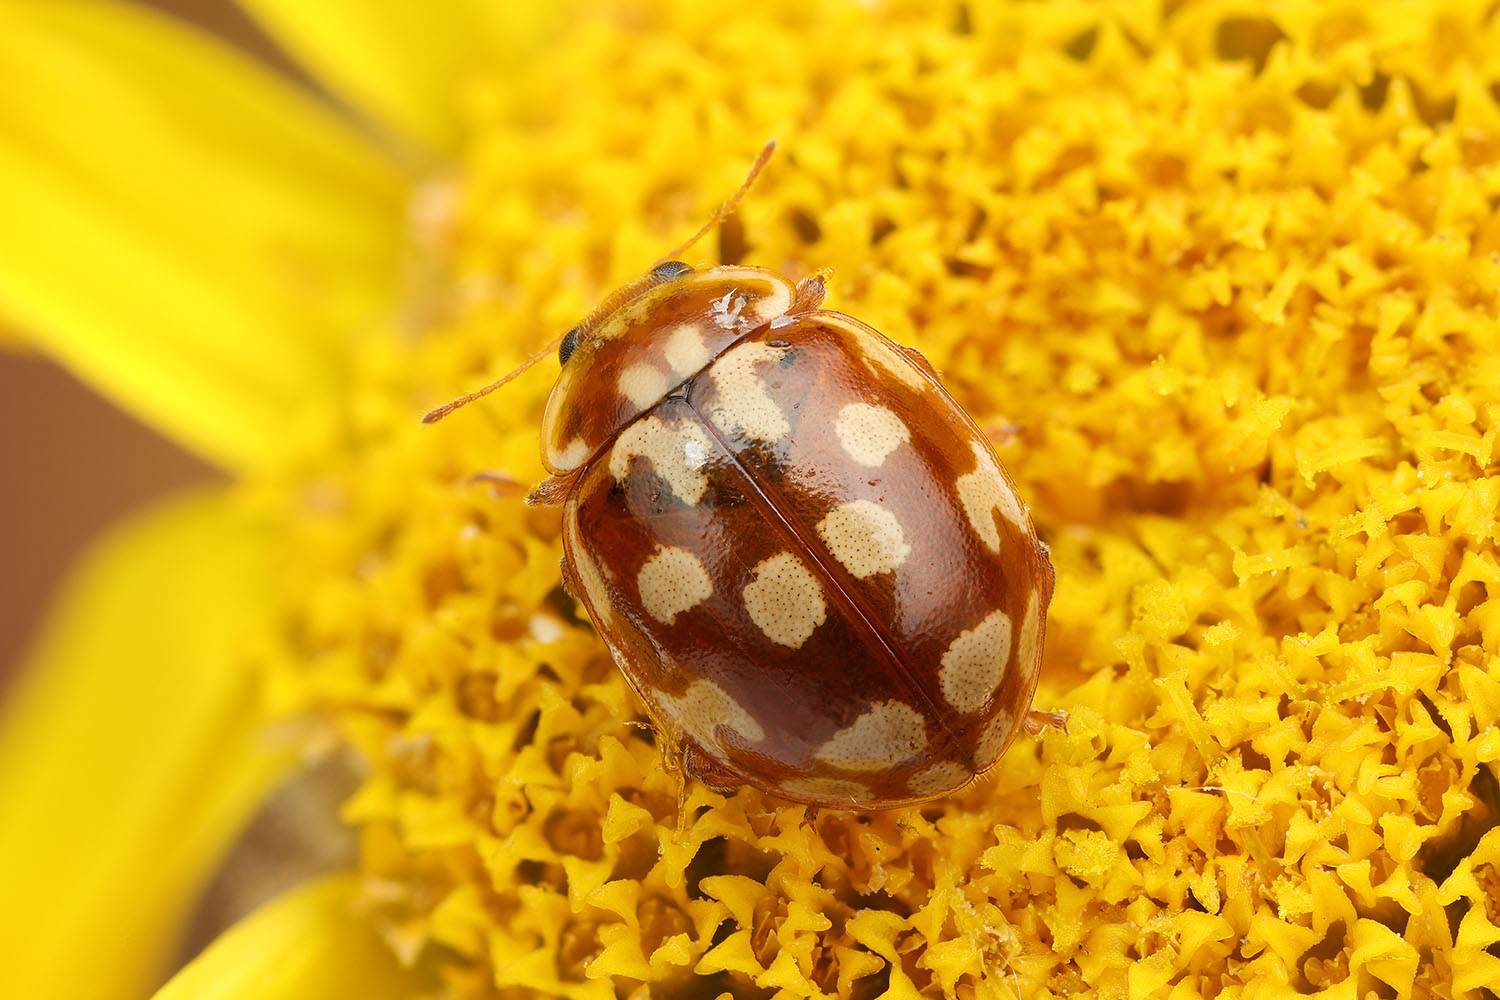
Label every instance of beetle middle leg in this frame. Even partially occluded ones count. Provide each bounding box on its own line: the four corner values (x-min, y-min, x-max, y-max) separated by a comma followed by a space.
669, 742, 742, 832
682, 741, 745, 794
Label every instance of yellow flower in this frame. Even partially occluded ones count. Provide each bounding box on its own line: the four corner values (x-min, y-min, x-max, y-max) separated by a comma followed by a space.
3, 2, 1500, 999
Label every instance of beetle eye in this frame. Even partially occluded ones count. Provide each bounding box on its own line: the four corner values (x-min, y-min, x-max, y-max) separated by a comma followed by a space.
558, 327, 581, 366
650, 260, 693, 282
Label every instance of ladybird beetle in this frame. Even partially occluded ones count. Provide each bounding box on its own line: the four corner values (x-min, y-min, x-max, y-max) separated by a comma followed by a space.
428, 143, 1064, 809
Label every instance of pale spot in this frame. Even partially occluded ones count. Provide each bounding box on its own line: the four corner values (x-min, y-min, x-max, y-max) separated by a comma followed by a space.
813, 700, 927, 771
939, 609, 1013, 713
682, 435, 709, 471
707, 341, 791, 443
742, 552, 826, 648
637, 546, 712, 625
816, 500, 911, 579
663, 323, 711, 375
549, 436, 591, 471
565, 512, 613, 627
954, 441, 1026, 552
1017, 587, 1042, 676
658, 679, 765, 752
618, 362, 672, 408
906, 760, 971, 796
974, 707, 1016, 768
710, 287, 748, 329
834, 402, 910, 467
778, 776, 871, 804
609, 417, 714, 504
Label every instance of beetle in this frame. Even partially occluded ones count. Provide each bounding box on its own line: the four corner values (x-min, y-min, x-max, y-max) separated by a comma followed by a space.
427, 143, 1064, 809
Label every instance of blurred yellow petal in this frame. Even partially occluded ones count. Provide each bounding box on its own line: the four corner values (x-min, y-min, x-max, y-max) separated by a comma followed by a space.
0, 1, 406, 472
239, 1, 558, 154
0, 491, 293, 1000
151, 876, 420, 1000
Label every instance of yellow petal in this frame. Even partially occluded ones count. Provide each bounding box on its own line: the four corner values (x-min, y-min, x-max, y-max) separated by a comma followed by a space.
151, 876, 420, 1000
0, 1, 406, 472
0, 491, 293, 1000
239, 0, 559, 154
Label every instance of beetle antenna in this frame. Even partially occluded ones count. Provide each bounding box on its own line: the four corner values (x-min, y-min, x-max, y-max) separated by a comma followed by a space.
421, 332, 567, 423
426, 141, 774, 426
657, 140, 776, 265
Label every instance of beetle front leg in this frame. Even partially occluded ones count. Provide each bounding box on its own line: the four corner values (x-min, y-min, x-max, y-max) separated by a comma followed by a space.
898, 344, 942, 381
788, 268, 832, 313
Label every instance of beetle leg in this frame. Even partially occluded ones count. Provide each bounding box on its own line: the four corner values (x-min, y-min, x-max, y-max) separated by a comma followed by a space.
557, 557, 584, 601
983, 419, 1025, 447
681, 741, 744, 794
624, 717, 658, 737
789, 269, 832, 312
526, 469, 581, 506
672, 741, 738, 833
899, 344, 943, 381
468, 471, 527, 497
1023, 709, 1069, 736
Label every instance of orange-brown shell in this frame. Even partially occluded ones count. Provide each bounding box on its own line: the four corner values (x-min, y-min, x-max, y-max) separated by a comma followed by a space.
543, 267, 1054, 810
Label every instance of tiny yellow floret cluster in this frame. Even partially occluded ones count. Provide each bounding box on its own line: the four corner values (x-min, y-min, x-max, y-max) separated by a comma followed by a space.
271, 2, 1500, 997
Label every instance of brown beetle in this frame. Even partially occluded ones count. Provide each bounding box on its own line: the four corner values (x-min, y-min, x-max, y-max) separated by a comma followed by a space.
428, 144, 1064, 808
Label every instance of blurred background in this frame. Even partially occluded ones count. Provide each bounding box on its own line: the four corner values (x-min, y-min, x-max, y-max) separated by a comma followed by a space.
0, 0, 299, 684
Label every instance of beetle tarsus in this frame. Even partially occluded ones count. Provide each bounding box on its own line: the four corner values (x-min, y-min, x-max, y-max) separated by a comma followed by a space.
1023, 709, 1069, 736
527, 471, 579, 507
789, 269, 831, 312
899, 344, 943, 380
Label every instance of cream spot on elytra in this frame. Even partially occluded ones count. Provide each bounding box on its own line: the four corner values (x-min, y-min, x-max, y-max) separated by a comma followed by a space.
637, 546, 712, 625
955, 441, 1026, 552
663, 323, 711, 375
939, 609, 1013, 713
974, 707, 1016, 768
816, 500, 910, 579
609, 416, 714, 504
617, 362, 672, 408
834, 402, 910, 467
906, 760, 970, 796
777, 776, 871, 804
565, 510, 613, 627
1017, 587, 1041, 678
658, 679, 765, 752
707, 341, 791, 443
742, 552, 826, 648
813, 700, 927, 771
